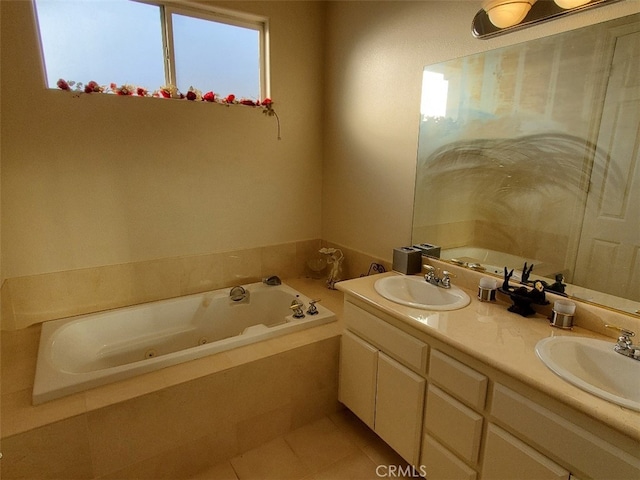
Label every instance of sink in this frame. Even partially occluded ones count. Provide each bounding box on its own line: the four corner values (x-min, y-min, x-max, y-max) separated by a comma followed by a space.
535, 336, 640, 411
374, 275, 470, 311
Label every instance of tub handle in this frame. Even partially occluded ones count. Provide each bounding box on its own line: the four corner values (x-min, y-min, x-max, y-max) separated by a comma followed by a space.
307, 299, 320, 315
290, 300, 305, 318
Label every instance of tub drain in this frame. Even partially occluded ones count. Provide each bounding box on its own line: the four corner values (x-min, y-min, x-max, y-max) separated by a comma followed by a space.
145, 349, 157, 359
198, 337, 208, 346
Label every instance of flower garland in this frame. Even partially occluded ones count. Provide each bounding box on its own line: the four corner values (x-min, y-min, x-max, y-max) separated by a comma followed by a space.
56, 79, 281, 140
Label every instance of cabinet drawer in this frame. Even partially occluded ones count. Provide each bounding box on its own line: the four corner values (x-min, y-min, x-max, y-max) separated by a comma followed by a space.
344, 301, 428, 372
420, 434, 477, 480
482, 424, 569, 480
429, 349, 487, 410
424, 385, 483, 464
491, 384, 640, 479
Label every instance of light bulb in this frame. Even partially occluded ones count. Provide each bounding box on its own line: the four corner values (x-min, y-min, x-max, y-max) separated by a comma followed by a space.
483, 0, 535, 28
554, 0, 591, 8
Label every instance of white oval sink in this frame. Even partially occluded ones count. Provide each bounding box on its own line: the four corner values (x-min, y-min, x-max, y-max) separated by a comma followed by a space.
374, 275, 470, 311
535, 336, 640, 411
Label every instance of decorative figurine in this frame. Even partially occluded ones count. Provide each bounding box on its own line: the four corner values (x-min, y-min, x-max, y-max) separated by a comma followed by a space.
319, 247, 344, 290
502, 267, 514, 291
521, 262, 534, 284
547, 273, 566, 294
500, 268, 549, 317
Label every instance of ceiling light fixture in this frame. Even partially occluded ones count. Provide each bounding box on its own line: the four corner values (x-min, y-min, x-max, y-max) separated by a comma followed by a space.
473, 0, 618, 39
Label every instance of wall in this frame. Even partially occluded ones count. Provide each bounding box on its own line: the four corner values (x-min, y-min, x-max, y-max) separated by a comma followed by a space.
322, 0, 640, 263
0, 0, 326, 329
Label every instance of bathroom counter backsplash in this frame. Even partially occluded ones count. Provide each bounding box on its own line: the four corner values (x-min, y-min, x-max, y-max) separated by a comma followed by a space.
336, 269, 640, 442
0, 277, 344, 438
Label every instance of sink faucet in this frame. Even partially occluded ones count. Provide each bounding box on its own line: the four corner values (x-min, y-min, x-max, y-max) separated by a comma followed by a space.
605, 325, 640, 361
424, 265, 453, 289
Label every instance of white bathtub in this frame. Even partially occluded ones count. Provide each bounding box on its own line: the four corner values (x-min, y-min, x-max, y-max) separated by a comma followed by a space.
440, 246, 563, 279
33, 281, 336, 404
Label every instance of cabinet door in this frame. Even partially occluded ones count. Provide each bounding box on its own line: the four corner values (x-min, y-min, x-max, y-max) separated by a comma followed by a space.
338, 330, 378, 429
482, 424, 569, 480
375, 352, 426, 465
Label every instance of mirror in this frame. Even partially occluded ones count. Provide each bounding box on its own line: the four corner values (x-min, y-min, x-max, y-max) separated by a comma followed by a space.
413, 13, 640, 316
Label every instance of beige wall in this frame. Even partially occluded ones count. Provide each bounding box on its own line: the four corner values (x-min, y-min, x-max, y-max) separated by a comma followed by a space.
2, 0, 639, 328
1, 0, 325, 280
322, 0, 640, 263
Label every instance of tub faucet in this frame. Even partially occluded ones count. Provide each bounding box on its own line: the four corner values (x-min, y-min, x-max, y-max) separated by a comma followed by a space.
306, 299, 320, 315
605, 325, 640, 361
230, 286, 249, 302
424, 265, 453, 289
263, 275, 282, 286
290, 299, 305, 318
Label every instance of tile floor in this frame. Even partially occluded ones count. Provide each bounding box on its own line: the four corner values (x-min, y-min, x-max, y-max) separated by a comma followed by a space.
189, 408, 414, 480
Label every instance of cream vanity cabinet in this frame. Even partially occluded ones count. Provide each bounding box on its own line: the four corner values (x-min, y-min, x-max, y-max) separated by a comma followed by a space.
338, 295, 640, 480
338, 301, 427, 464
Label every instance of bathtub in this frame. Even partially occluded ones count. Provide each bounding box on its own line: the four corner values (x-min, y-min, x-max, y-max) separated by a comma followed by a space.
440, 246, 564, 279
32, 281, 336, 404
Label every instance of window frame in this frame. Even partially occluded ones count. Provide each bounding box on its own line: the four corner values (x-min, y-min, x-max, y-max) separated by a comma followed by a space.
34, 0, 271, 99
157, 1, 270, 99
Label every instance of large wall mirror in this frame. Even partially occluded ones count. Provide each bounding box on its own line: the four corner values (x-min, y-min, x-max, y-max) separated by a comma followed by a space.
413, 13, 639, 315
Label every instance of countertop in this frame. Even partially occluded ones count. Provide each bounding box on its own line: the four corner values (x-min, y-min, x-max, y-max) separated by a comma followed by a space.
335, 271, 640, 442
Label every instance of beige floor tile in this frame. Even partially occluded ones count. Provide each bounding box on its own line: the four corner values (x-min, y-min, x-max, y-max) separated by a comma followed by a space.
230, 437, 308, 480
328, 408, 380, 449
284, 416, 359, 473
312, 450, 381, 480
190, 460, 239, 480
359, 435, 410, 471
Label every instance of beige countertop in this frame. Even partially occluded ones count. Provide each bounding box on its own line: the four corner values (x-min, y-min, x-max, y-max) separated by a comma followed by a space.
335, 270, 640, 442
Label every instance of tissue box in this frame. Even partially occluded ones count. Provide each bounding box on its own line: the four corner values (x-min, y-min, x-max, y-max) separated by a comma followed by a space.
392, 247, 422, 274
413, 243, 441, 258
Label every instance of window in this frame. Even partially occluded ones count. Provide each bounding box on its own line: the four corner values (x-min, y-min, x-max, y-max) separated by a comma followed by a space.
34, 0, 268, 100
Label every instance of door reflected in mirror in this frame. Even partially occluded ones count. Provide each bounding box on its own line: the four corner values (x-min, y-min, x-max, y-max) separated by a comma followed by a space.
412, 13, 640, 315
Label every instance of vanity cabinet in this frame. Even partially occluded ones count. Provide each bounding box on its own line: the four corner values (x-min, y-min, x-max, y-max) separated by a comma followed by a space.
338, 295, 640, 480
338, 302, 427, 464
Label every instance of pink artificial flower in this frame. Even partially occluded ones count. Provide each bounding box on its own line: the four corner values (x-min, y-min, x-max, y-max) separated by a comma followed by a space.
57, 79, 70, 90
203, 91, 215, 102
225, 94, 235, 103
84, 81, 100, 93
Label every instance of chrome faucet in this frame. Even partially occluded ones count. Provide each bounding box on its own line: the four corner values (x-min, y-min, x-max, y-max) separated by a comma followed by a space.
263, 275, 282, 286
306, 299, 320, 315
424, 265, 454, 289
229, 285, 249, 302
605, 325, 640, 361
290, 298, 305, 318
